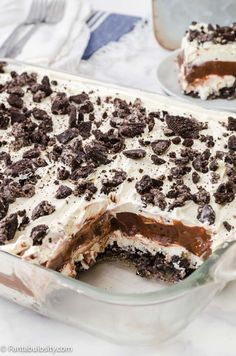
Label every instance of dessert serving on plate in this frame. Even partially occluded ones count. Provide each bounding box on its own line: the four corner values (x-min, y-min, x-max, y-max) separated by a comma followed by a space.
178, 22, 236, 100
0, 60, 235, 285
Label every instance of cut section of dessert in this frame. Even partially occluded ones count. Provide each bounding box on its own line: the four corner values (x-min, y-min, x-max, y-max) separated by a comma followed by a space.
178, 22, 236, 100
47, 209, 211, 283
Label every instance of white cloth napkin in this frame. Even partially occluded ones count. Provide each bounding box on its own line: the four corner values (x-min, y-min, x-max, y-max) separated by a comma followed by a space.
0, 0, 91, 72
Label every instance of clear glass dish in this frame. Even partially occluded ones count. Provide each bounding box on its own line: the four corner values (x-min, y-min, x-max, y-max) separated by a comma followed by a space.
0, 59, 236, 346
152, 0, 236, 50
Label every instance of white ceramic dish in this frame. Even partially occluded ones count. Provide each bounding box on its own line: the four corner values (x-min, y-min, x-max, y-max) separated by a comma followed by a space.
157, 50, 236, 113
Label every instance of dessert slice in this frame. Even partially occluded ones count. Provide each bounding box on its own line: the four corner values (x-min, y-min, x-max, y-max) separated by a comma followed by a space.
178, 22, 236, 100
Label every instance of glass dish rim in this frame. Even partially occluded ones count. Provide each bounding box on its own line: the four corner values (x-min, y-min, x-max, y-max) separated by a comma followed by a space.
0, 57, 232, 305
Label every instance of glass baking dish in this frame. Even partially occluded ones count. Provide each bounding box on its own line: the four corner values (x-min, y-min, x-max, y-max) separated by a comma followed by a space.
0, 59, 236, 346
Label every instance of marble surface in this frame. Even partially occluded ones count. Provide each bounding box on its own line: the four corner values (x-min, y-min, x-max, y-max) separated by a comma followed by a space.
1, 0, 236, 355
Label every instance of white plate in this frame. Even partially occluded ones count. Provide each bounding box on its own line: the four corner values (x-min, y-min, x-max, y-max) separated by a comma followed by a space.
157, 50, 236, 113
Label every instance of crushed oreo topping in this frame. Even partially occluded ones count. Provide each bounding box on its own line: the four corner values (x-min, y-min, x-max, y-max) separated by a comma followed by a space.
228, 135, 236, 151
135, 175, 163, 195
223, 221, 233, 232
151, 155, 166, 165
197, 205, 215, 225
0, 198, 9, 220
55, 185, 72, 199
101, 169, 127, 194
192, 171, 200, 184
69, 92, 89, 104
193, 187, 210, 205
56, 128, 79, 144
227, 117, 236, 131
74, 180, 97, 201
214, 182, 235, 204
0, 213, 18, 243
31, 201, 55, 220
165, 114, 203, 138
7, 94, 23, 109
57, 166, 70, 180
188, 23, 236, 45
123, 149, 146, 159
51, 92, 69, 114
151, 140, 171, 155
30, 224, 49, 246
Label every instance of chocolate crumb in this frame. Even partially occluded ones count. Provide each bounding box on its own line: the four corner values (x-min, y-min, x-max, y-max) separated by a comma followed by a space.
51, 92, 69, 114
135, 175, 163, 195
23, 148, 41, 159
172, 137, 181, 145
57, 167, 70, 180
56, 128, 79, 144
74, 180, 97, 201
69, 92, 89, 104
165, 114, 203, 138
197, 205, 215, 225
101, 169, 127, 194
7, 94, 23, 109
123, 149, 146, 159
193, 187, 210, 205
151, 140, 170, 155
223, 221, 233, 232
31, 201, 55, 220
214, 182, 235, 204
55, 185, 72, 199
228, 135, 236, 151
30, 224, 48, 246
151, 155, 166, 165
0, 213, 18, 243
0, 198, 9, 220
227, 117, 236, 131
192, 171, 200, 184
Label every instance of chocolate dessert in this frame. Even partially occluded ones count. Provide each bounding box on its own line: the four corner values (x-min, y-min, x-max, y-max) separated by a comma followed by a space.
178, 22, 236, 100
0, 61, 235, 284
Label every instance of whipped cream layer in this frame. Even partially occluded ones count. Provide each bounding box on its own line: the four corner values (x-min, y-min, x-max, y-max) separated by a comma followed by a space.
181, 23, 236, 67
0, 61, 235, 281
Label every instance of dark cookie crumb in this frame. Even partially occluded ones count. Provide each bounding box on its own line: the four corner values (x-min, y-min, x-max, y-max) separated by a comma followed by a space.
57, 166, 70, 180
31, 201, 55, 220
56, 128, 79, 144
101, 169, 127, 194
0, 213, 18, 243
223, 221, 233, 232
228, 135, 236, 151
214, 182, 235, 204
151, 140, 170, 155
165, 114, 203, 138
151, 155, 166, 165
123, 149, 146, 159
30, 224, 49, 246
7, 94, 23, 109
192, 171, 200, 184
74, 180, 97, 201
55, 185, 72, 199
197, 205, 215, 225
227, 117, 236, 131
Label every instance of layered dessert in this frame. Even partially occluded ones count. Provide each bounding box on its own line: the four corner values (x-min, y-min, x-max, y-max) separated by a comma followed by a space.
0, 61, 235, 284
178, 22, 236, 100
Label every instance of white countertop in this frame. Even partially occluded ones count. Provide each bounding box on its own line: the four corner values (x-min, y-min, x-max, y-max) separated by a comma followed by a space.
1, 1, 236, 355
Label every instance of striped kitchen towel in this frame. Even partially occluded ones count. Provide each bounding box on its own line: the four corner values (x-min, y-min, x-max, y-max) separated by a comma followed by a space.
82, 11, 141, 60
